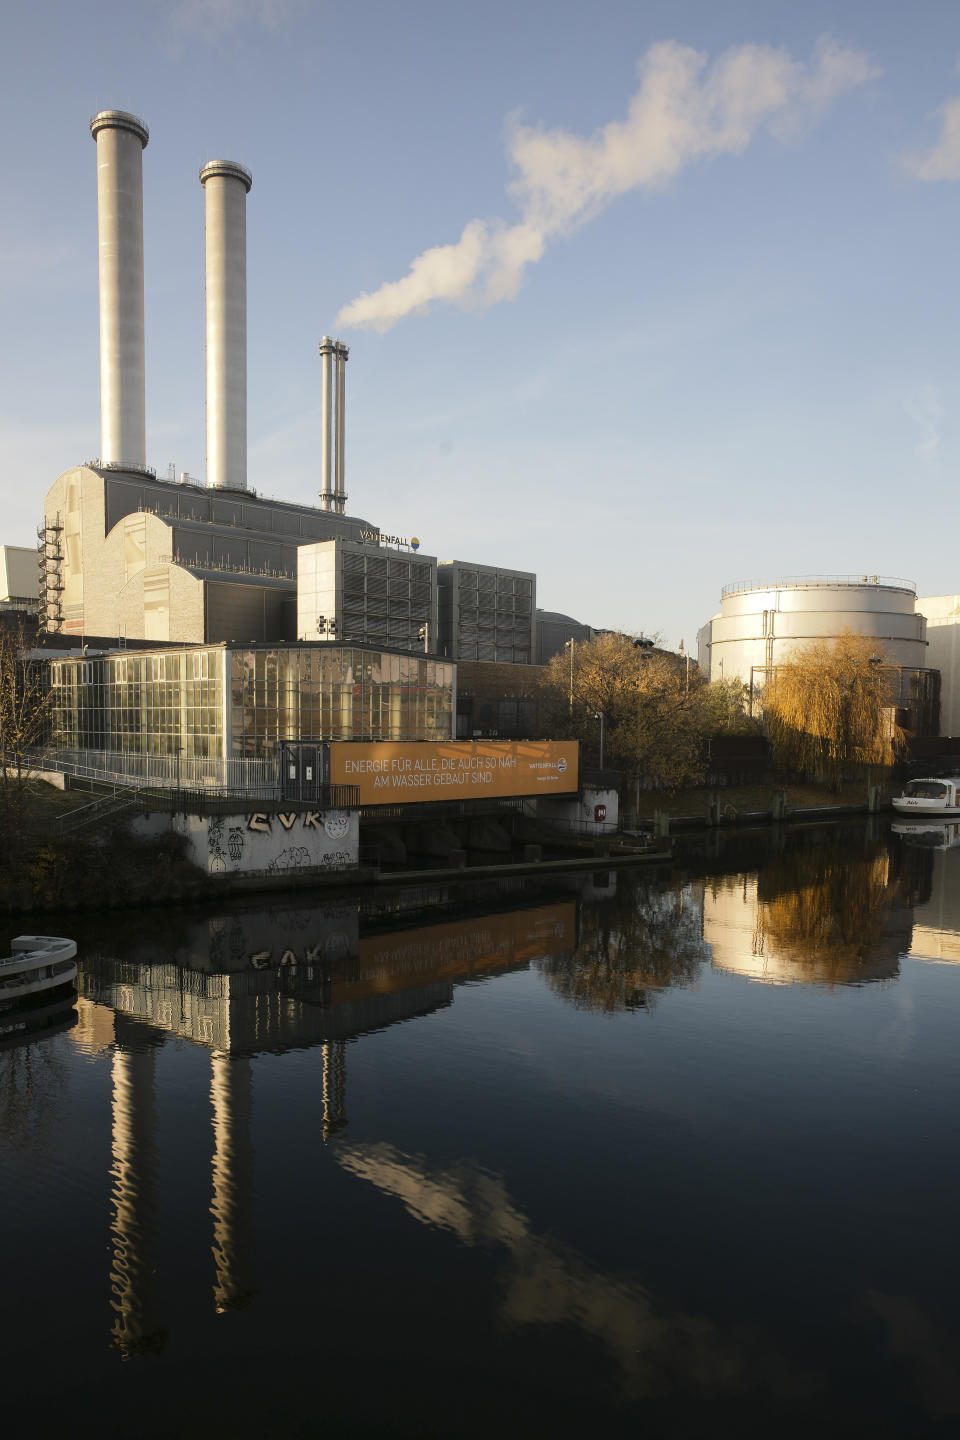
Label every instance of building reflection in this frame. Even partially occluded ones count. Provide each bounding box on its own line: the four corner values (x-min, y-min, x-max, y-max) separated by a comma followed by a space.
109, 1020, 166, 1356
321, 1041, 347, 1142
210, 1054, 256, 1312
900, 831, 960, 965
703, 834, 914, 986
71, 892, 577, 1344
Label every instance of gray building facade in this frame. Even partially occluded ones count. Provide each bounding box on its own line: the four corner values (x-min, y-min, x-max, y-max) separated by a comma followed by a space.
297, 538, 438, 653
437, 561, 535, 665
41, 464, 380, 645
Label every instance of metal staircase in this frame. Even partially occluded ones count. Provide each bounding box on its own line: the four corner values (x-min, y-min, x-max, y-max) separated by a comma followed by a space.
37, 514, 64, 634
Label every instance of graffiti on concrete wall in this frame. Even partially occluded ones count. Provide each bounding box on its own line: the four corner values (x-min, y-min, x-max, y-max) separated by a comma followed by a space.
247, 811, 349, 834
266, 847, 313, 873
208, 814, 228, 872
184, 810, 359, 876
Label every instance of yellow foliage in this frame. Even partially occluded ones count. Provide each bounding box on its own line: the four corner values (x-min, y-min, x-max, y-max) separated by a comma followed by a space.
761, 631, 903, 785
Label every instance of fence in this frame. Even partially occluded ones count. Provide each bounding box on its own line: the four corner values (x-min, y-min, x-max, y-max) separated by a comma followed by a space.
36, 747, 280, 801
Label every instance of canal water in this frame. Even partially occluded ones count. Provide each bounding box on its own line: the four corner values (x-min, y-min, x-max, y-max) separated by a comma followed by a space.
3, 818, 960, 1438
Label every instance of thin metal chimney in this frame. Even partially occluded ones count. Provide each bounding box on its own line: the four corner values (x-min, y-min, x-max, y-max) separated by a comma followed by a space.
200, 160, 252, 491
90, 110, 149, 471
334, 340, 348, 515
318, 336, 335, 510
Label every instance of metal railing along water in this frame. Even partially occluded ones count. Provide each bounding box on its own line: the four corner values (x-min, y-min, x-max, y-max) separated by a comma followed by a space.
37, 747, 281, 801
721, 574, 917, 598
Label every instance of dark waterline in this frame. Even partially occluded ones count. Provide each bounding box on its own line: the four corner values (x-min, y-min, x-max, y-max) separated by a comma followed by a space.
3, 819, 960, 1438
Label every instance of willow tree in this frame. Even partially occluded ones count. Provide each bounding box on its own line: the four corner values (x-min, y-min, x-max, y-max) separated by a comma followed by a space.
761, 632, 903, 787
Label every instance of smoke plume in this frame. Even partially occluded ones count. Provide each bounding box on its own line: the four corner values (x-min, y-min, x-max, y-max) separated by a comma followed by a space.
336, 37, 879, 333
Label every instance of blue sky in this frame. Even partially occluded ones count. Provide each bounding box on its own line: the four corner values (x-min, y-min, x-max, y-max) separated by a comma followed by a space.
3, 0, 960, 650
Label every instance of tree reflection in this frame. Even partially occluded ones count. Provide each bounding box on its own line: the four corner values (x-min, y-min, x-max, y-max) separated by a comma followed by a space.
0, 1031, 69, 1154
537, 878, 708, 1012
706, 832, 914, 986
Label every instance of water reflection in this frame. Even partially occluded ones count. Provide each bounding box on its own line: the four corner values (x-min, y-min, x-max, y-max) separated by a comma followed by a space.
537, 879, 708, 1011
5, 838, 960, 1433
210, 1054, 256, 1313
0, 1017, 72, 1153
336, 1143, 812, 1402
893, 819, 960, 850
704, 833, 915, 986
67, 895, 578, 1345
902, 831, 960, 965
109, 1024, 166, 1356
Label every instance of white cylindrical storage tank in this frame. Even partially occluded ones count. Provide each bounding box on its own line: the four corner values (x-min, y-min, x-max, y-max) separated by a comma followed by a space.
700, 576, 927, 686
90, 110, 149, 471
200, 160, 252, 492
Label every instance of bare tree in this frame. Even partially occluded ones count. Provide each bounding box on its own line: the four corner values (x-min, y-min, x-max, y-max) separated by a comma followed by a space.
0, 617, 52, 828
541, 631, 740, 790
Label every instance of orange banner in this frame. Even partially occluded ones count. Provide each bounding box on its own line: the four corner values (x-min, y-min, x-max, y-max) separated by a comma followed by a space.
330, 739, 579, 805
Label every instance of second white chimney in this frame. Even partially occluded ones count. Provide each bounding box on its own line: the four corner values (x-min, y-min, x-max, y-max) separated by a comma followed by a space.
200, 160, 252, 491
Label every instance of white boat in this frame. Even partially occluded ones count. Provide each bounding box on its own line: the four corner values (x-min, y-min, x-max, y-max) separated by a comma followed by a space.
0, 935, 78, 1037
892, 778, 960, 816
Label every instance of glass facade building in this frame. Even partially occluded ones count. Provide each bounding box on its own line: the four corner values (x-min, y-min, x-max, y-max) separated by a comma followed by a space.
50, 643, 455, 758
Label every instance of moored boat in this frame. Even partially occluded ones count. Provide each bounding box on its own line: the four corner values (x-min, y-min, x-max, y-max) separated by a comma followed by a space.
0, 935, 78, 1038
891, 778, 960, 817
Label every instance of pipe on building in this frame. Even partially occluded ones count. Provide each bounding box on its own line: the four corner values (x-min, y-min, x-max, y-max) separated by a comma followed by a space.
319, 335, 335, 510
334, 340, 348, 515
90, 110, 149, 472
200, 161, 253, 492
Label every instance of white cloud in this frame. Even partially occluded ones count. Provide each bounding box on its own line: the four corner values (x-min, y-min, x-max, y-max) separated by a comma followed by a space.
906, 94, 960, 180
904, 386, 942, 460
336, 36, 879, 333
163, 0, 300, 47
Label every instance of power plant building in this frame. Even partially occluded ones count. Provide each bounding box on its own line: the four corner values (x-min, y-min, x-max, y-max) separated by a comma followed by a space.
31, 106, 560, 773
0, 545, 38, 617
437, 561, 535, 664
297, 539, 438, 652
42, 463, 380, 644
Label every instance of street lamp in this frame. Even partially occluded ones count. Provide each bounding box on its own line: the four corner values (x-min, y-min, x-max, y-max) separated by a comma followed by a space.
594, 711, 605, 769
632, 637, 654, 814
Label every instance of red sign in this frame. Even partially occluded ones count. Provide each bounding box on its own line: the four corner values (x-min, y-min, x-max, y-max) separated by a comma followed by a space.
594, 804, 607, 822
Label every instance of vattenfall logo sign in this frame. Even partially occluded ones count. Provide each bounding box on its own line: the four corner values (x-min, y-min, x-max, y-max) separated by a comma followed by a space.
360, 529, 421, 551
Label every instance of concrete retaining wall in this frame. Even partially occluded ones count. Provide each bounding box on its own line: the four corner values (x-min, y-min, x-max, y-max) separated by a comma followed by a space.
131, 807, 359, 876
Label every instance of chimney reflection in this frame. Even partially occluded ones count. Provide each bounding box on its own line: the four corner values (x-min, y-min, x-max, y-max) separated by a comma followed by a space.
321, 1040, 347, 1142
109, 1042, 166, 1355
210, 1052, 257, 1313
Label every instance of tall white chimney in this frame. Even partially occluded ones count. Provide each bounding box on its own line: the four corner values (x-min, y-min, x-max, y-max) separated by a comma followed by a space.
200, 160, 252, 491
90, 110, 149, 471
319, 335, 335, 511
